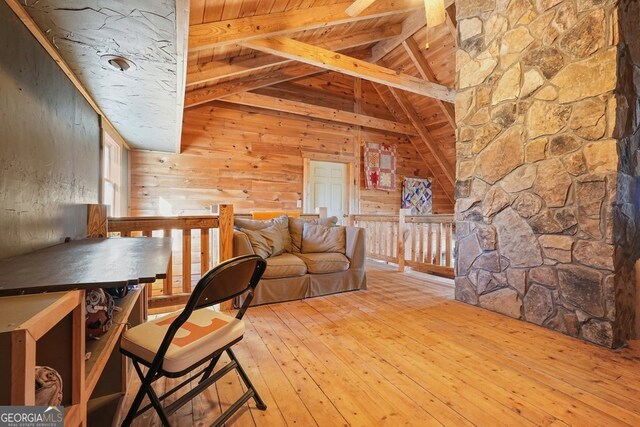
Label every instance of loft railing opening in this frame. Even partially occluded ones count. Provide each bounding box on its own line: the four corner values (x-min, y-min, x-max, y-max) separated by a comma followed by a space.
88, 204, 454, 314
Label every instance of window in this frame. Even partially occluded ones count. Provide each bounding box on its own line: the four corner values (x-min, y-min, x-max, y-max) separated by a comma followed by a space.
102, 130, 121, 216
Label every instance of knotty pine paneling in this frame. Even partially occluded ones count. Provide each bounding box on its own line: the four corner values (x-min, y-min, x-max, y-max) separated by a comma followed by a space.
130, 75, 453, 216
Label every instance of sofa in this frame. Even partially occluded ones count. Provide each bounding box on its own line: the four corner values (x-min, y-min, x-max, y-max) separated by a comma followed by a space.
232, 215, 366, 306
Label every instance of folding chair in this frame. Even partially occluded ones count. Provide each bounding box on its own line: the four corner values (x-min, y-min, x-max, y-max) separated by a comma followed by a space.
120, 255, 268, 427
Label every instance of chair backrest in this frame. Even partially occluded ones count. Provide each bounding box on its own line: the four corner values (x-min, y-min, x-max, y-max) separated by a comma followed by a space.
187, 254, 266, 312
148, 255, 266, 372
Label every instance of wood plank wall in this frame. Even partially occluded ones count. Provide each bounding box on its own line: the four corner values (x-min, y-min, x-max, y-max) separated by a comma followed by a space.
129, 73, 454, 216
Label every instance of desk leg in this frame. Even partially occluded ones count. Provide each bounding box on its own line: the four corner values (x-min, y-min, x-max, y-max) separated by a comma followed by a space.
72, 291, 86, 426
10, 329, 35, 405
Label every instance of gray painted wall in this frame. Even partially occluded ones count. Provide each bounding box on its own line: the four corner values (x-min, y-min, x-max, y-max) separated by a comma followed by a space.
0, 1, 100, 259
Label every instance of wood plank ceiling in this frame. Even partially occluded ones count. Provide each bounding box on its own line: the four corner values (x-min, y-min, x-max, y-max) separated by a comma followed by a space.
184, 0, 457, 200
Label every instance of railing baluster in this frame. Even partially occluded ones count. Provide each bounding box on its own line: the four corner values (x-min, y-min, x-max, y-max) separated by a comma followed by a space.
445, 224, 452, 267
425, 224, 433, 264
418, 223, 424, 263
182, 229, 192, 293
201, 228, 210, 275
164, 229, 173, 297
435, 224, 442, 266
410, 223, 416, 263
380, 222, 387, 257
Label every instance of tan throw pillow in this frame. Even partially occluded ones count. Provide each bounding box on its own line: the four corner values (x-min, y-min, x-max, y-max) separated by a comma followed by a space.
235, 215, 292, 252
289, 216, 338, 252
301, 223, 346, 254
241, 224, 286, 259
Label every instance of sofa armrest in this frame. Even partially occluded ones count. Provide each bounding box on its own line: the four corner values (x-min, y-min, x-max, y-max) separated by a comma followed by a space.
345, 226, 366, 269
233, 230, 255, 257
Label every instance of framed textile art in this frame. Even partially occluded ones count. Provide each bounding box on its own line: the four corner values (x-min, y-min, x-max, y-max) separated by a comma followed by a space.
364, 142, 396, 191
402, 177, 433, 215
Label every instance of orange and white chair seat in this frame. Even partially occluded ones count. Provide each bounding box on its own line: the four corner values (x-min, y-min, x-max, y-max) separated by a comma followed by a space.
121, 309, 244, 373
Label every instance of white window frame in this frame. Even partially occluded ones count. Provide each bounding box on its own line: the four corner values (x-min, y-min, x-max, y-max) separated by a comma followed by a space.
102, 130, 121, 217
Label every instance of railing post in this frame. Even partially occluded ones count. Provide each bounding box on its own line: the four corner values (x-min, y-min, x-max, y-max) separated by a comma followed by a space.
219, 204, 234, 262
218, 204, 234, 311
316, 207, 328, 218
87, 204, 108, 238
397, 208, 411, 271
348, 214, 355, 227
182, 230, 192, 293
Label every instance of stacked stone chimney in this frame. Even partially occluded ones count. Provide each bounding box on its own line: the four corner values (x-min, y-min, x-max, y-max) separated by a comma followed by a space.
454, 0, 639, 347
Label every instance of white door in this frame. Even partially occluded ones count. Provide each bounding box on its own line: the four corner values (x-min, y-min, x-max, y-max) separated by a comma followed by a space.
305, 160, 348, 222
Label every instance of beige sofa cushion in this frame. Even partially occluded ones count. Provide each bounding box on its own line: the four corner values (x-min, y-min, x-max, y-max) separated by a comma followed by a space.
241, 224, 285, 259
289, 216, 338, 252
263, 253, 308, 278
301, 223, 346, 254
295, 253, 350, 274
235, 215, 292, 252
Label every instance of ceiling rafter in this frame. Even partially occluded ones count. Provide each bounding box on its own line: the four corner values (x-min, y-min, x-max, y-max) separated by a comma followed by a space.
187, 25, 402, 88
241, 37, 456, 102
402, 37, 456, 128
388, 85, 455, 186
372, 83, 454, 203
188, 0, 420, 51
218, 92, 418, 135
185, 50, 372, 108
346, 0, 379, 17
369, 0, 455, 62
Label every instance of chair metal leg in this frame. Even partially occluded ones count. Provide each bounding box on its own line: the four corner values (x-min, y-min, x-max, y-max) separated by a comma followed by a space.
145, 380, 172, 427
227, 348, 267, 411
122, 361, 156, 427
123, 360, 171, 427
198, 353, 221, 384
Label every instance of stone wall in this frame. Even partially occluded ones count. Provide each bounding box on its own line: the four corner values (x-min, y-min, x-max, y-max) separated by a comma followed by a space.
615, 0, 640, 342
454, 0, 637, 347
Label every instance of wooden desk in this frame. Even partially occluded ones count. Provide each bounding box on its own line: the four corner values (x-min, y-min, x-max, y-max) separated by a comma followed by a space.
0, 238, 172, 296
0, 237, 172, 426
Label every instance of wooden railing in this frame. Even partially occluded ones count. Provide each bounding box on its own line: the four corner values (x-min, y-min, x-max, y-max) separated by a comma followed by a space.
87, 205, 327, 312
88, 204, 234, 311
87, 203, 452, 311
349, 210, 455, 278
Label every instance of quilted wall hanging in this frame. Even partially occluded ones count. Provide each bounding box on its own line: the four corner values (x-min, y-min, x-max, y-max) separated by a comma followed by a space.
364, 142, 396, 191
402, 177, 433, 215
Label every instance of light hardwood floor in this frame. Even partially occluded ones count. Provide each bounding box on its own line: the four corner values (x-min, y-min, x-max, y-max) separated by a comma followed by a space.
122, 262, 640, 426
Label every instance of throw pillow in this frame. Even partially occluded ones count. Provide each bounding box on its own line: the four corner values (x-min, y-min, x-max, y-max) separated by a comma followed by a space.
241, 223, 286, 259
301, 223, 346, 254
235, 215, 292, 252
289, 216, 338, 252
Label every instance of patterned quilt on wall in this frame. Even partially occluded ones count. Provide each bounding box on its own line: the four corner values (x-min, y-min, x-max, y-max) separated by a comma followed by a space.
402, 177, 432, 214
364, 142, 396, 191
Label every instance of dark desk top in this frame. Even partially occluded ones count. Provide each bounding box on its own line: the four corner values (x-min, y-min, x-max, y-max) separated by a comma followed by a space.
0, 238, 172, 296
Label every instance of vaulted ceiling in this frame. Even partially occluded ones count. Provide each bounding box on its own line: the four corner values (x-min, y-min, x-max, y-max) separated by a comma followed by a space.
11, 0, 458, 198
184, 0, 458, 199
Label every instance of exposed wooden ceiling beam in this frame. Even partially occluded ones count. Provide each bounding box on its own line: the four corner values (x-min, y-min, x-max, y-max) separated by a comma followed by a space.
189, 0, 420, 51
370, 0, 454, 62
187, 25, 402, 88
219, 92, 418, 135
242, 37, 456, 102
185, 63, 324, 108
372, 84, 454, 203
185, 49, 372, 108
445, 3, 458, 47
346, 0, 379, 17
402, 37, 456, 128
386, 85, 455, 185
